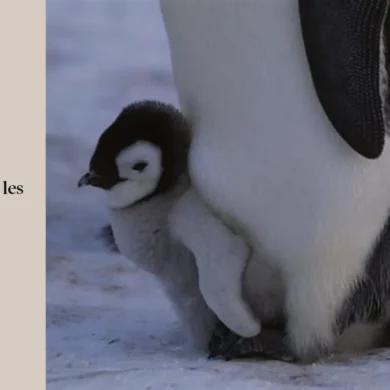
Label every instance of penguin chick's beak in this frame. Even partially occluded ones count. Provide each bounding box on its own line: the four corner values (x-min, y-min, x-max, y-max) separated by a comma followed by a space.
78, 171, 103, 188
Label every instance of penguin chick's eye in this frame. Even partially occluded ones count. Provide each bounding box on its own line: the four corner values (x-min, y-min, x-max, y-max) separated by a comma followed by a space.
132, 161, 148, 172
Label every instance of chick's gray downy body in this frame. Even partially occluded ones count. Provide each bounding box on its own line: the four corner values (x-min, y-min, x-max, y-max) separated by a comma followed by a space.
107, 182, 285, 351
108, 174, 219, 348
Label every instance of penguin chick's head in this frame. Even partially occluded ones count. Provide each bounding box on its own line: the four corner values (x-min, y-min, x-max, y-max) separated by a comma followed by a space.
78, 101, 191, 209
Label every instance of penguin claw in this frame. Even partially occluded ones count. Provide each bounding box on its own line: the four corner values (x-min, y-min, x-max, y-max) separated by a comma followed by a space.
208, 321, 237, 359
208, 321, 296, 363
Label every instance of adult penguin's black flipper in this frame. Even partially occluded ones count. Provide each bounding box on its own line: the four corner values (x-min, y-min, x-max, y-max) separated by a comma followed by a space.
299, 0, 390, 159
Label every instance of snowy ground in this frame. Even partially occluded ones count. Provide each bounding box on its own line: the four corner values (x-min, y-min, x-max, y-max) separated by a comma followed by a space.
47, 1, 390, 388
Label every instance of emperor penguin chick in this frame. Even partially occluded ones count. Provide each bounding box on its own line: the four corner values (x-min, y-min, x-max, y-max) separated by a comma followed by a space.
77, 100, 261, 346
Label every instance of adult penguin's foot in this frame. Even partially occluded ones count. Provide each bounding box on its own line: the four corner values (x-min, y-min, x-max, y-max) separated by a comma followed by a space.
208, 321, 296, 363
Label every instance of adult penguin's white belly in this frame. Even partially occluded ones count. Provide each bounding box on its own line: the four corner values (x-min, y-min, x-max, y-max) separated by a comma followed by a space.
161, 0, 390, 271
161, 0, 390, 360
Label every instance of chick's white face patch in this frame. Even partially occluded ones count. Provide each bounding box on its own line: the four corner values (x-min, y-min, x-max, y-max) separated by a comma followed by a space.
106, 141, 162, 209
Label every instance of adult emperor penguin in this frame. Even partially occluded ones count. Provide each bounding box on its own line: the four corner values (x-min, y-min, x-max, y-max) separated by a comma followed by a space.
159, 0, 390, 363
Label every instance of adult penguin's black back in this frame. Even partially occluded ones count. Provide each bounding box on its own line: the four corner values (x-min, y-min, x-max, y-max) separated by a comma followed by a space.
299, 0, 390, 159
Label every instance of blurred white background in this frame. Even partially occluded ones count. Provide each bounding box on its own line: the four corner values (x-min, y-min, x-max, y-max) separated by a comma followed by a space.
47, 0, 177, 253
